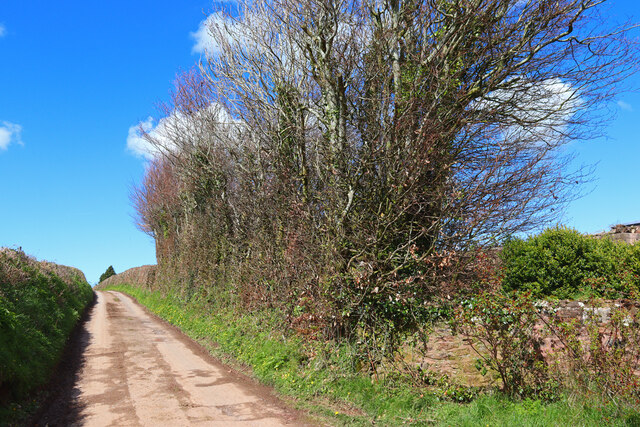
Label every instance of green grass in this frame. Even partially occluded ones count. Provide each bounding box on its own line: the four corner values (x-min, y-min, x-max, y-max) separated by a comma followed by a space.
0, 250, 94, 423
104, 284, 640, 426
437, 394, 640, 427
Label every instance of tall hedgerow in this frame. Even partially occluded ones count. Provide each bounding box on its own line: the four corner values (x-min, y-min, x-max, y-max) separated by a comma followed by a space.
132, 0, 638, 360
0, 249, 94, 400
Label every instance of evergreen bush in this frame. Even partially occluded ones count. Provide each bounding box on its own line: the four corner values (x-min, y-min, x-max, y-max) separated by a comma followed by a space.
501, 227, 640, 298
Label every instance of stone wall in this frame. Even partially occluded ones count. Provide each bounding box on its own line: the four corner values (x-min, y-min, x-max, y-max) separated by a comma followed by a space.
593, 223, 640, 244
544, 299, 640, 323
418, 299, 640, 387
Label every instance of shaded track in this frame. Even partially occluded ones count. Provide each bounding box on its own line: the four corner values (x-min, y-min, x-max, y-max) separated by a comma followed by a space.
35, 291, 311, 426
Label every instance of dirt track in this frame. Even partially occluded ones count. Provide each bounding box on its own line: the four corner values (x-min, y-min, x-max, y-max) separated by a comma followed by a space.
36, 291, 311, 426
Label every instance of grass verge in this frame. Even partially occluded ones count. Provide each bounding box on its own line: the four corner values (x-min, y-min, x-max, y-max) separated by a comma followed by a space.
104, 284, 640, 426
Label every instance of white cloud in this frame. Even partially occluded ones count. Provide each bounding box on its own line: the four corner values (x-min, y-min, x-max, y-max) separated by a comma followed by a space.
190, 13, 225, 56
190, 16, 213, 54
617, 100, 633, 112
476, 78, 580, 144
126, 117, 167, 160
0, 121, 23, 151
190, 11, 252, 58
0, 24, 6, 38
127, 103, 242, 161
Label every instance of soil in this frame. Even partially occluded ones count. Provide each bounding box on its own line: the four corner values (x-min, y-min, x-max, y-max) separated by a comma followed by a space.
33, 291, 315, 426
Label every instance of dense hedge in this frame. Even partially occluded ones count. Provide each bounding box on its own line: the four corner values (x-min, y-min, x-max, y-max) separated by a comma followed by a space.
0, 249, 94, 400
501, 227, 640, 298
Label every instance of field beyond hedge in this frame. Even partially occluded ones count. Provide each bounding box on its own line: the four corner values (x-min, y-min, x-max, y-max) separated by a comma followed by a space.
0, 248, 94, 421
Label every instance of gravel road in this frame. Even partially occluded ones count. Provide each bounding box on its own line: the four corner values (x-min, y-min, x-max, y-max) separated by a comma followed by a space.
35, 291, 312, 426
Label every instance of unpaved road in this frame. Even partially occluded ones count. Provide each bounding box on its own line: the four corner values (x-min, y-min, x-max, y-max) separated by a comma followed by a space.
36, 291, 312, 426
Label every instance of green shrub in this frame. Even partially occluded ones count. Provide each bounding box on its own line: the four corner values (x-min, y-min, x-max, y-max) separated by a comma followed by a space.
501, 227, 640, 298
549, 302, 640, 410
452, 291, 557, 399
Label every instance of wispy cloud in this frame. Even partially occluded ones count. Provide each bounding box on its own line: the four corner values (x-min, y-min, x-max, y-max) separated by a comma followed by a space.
617, 100, 633, 112
0, 121, 23, 151
0, 24, 6, 38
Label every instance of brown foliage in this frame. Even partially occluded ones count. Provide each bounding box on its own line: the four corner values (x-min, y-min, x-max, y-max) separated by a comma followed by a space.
131, 157, 181, 263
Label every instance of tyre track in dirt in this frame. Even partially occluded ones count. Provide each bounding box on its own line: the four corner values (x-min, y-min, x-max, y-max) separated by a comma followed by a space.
36, 291, 313, 426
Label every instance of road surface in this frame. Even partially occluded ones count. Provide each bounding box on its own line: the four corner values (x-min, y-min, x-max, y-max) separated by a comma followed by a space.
36, 291, 311, 426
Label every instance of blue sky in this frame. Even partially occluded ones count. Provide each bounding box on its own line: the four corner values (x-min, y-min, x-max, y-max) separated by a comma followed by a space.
1, 1, 640, 284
